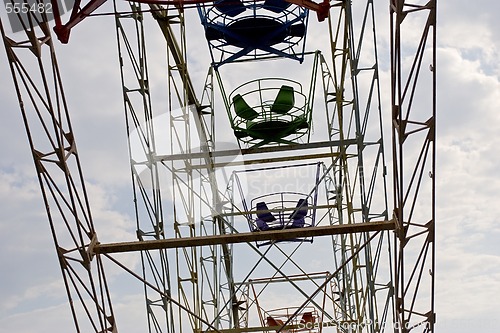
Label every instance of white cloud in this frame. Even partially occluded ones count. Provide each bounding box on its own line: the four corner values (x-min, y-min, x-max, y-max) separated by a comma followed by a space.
432, 2, 500, 326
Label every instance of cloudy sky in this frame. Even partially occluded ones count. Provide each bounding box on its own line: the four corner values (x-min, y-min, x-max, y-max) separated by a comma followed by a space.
0, 0, 499, 332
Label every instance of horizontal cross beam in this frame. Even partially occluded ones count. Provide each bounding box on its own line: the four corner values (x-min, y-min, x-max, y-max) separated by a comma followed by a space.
94, 220, 395, 254
155, 138, 358, 162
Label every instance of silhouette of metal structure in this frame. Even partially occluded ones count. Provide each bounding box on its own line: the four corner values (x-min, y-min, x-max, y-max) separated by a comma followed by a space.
0, 0, 436, 332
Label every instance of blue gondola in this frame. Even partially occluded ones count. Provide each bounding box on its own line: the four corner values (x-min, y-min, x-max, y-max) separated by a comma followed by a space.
198, 0, 309, 66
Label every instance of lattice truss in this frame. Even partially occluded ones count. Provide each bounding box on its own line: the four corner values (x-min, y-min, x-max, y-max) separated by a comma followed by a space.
0, 0, 435, 332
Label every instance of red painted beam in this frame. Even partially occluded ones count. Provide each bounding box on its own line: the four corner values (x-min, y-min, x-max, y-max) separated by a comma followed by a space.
52, 0, 110, 43
51, 0, 330, 43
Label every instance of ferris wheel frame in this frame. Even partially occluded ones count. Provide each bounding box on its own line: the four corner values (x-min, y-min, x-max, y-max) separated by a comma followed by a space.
0, 0, 436, 332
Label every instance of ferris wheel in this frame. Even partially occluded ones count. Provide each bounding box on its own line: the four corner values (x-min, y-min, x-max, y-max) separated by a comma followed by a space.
0, 0, 436, 332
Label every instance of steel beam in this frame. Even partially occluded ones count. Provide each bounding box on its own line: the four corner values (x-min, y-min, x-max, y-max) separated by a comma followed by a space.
156, 139, 358, 162
94, 220, 395, 253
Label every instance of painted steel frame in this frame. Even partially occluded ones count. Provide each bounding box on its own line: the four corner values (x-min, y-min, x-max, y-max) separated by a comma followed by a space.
0, 0, 437, 331
390, 1, 436, 332
0, 12, 116, 333
114, 2, 177, 332
48, 0, 329, 43
114, 2, 238, 332
317, 1, 393, 331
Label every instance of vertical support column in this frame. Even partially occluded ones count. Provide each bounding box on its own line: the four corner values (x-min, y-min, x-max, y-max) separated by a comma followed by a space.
151, 6, 237, 331
158, 8, 203, 332
323, 0, 392, 330
0, 13, 115, 333
197, 67, 236, 329
114, 3, 174, 332
390, 0, 436, 331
